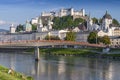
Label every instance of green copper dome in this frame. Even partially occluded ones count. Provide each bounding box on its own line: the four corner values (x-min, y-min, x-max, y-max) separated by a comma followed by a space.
24, 21, 32, 31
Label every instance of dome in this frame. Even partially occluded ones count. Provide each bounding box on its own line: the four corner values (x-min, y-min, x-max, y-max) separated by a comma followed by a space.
102, 11, 112, 19
24, 21, 32, 31
24, 22, 32, 28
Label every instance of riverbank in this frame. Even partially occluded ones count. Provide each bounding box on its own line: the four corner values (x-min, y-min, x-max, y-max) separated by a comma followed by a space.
40, 48, 97, 56
39, 48, 120, 59
0, 65, 33, 80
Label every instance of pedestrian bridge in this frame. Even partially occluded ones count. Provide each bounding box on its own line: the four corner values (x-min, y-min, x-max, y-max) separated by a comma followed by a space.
0, 40, 105, 48
0, 40, 105, 61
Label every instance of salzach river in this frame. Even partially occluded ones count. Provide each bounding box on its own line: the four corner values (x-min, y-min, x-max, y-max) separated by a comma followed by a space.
0, 52, 120, 80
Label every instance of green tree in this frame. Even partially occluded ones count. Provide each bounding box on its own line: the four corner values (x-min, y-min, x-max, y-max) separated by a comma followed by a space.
98, 18, 102, 25
101, 35, 111, 45
73, 18, 84, 27
32, 24, 37, 31
92, 17, 98, 24
45, 35, 60, 40
52, 16, 85, 30
87, 31, 98, 44
112, 18, 120, 27
65, 31, 76, 41
52, 17, 61, 30
16, 24, 24, 32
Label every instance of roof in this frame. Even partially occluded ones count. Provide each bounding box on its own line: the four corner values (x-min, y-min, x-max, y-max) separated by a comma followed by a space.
102, 11, 112, 19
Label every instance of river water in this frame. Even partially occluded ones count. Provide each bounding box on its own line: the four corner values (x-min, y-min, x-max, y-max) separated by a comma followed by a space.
0, 52, 120, 80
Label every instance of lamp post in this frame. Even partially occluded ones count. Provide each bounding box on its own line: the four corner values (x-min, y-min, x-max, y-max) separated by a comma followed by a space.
96, 34, 97, 44
48, 32, 50, 40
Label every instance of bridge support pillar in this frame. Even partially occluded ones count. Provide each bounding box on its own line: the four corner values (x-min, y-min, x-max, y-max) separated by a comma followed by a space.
34, 47, 40, 61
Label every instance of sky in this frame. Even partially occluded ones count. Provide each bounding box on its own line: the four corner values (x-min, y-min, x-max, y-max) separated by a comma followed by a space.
0, 0, 120, 30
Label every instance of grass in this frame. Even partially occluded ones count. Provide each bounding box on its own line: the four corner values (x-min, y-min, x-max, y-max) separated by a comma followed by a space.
110, 48, 120, 52
40, 48, 97, 56
27, 47, 120, 58
0, 65, 33, 80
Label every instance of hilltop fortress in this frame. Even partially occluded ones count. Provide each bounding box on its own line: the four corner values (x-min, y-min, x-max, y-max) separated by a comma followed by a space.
31, 8, 86, 24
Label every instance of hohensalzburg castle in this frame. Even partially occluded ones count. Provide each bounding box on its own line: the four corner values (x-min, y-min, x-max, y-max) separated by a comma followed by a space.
41, 8, 85, 17
31, 8, 85, 24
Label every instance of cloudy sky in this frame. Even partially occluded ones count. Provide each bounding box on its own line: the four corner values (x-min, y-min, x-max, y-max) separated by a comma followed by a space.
0, 0, 120, 30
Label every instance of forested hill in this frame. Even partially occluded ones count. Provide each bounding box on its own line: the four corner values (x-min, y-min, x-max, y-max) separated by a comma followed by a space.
52, 16, 86, 30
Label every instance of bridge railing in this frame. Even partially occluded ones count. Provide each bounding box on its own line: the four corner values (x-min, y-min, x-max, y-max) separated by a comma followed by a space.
0, 40, 106, 48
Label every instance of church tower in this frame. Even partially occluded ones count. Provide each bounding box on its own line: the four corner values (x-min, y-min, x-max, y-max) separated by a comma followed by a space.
102, 11, 112, 31
47, 19, 53, 30
37, 16, 43, 28
87, 13, 93, 31
37, 16, 43, 32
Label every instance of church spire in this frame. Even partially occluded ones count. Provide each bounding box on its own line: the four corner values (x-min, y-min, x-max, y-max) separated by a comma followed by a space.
106, 10, 108, 15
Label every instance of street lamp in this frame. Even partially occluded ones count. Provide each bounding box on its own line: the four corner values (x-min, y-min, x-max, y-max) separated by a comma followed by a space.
96, 34, 97, 44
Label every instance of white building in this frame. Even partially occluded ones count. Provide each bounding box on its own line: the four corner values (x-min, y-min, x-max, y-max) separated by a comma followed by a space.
31, 17, 39, 24
10, 24, 16, 33
76, 31, 90, 42
37, 16, 53, 32
41, 11, 56, 17
101, 11, 112, 31
72, 27, 80, 32
49, 30, 69, 40
97, 11, 120, 37
59, 8, 85, 17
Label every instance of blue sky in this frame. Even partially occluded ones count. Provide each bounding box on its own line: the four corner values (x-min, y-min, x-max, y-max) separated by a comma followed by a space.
0, 0, 120, 30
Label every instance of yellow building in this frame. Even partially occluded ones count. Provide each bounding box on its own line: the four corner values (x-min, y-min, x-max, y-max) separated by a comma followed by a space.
110, 37, 120, 47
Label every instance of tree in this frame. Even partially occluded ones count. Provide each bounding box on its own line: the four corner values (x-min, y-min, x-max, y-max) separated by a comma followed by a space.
32, 24, 37, 31
87, 31, 98, 44
16, 24, 24, 32
98, 18, 102, 25
101, 35, 111, 45
52, 16, 85, 30
44, 35, 60, 40
65, 31, 76, 41
112, 19, 120, 27
73, 18, 84, 27
92, 17, 99, 24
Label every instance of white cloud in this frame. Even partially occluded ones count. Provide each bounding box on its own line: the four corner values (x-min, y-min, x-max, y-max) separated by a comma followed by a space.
0, 20, 17, 25
0, 20, 6, 25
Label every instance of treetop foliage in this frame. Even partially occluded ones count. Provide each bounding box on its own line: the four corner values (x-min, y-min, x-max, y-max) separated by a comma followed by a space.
52, 16, 85, 30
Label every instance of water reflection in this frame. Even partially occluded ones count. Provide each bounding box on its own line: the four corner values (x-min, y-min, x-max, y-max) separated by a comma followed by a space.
0, 52, 120, 80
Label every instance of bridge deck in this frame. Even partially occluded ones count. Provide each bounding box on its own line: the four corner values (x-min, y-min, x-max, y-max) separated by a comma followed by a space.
0, 40, 105, 48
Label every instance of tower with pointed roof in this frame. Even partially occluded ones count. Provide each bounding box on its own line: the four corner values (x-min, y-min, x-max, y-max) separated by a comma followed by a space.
37, 16, 43, 28
47, 19, 53, 30
101, 11, 112, 31
87, 13, 93, 31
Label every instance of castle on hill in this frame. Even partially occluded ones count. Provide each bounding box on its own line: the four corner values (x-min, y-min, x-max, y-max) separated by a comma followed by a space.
3, 8, 120, 46
31, 7, 86, 25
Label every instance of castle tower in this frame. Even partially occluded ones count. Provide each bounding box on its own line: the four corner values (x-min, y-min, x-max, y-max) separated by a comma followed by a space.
81, 9, 85, 16
70, 8, 74, 16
